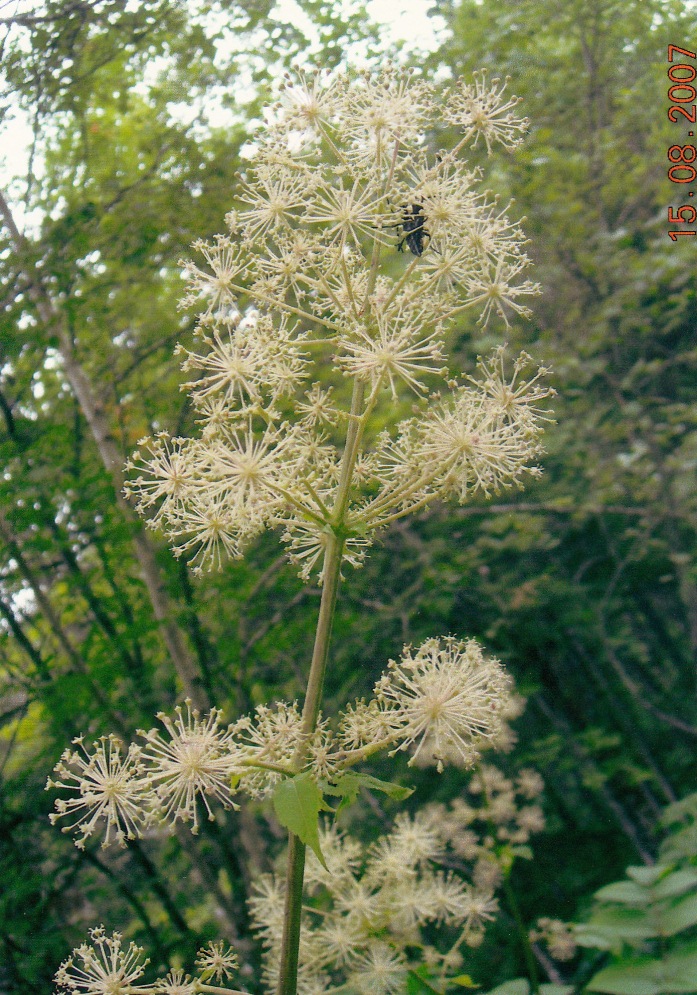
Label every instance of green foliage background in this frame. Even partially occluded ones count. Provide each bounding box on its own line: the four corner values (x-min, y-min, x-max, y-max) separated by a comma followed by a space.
0, 0, 695, 991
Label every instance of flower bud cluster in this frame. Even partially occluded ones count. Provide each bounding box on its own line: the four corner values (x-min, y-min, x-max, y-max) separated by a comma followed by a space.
124, 67, 551, 581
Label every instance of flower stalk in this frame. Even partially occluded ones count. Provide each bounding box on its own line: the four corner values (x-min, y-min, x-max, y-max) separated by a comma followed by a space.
276, 532, 344, 994
277, 381, 366, 993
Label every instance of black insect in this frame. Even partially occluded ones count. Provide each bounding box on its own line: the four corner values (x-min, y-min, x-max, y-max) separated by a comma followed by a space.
397, 202, 429, 256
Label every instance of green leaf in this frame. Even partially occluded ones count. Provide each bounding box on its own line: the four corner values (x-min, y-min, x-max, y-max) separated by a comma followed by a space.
595, 881, 651, 906
486, 981, 530, 995
587, 944, 697, 995
321, 774, 361, 808
657, 891, 697, 936
539, 986, 574, 995
574, 925, 616, 951
626, 866, 666, 887
659, 940, 697, 991
586, 905, 659, 941
323, 771, 414, 813
653, 869, 697, 901
272, 773, 327, 870
354, 772, 414, 799
450, 976, 478, 988
586, 962, 660, 995
407, 967, 446, 994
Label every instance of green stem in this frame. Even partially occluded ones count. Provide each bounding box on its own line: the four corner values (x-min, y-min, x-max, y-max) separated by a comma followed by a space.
275, 380, 366, 995
237, 758, 295, 776
438, 923, 471, 987
276, 533, 344, 995
197, 985, 251, 995
302, 478, 333, 520
276, 831, 309, 995
333, 736, 395, 769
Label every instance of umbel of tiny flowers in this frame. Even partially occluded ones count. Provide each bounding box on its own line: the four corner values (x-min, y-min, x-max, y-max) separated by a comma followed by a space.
248, 759, 546, 995
528, 917, 578, 963
54, 927, 243, 995
48, 636, 512, 847
51, 747, 548, 995
124, 66, 549, 583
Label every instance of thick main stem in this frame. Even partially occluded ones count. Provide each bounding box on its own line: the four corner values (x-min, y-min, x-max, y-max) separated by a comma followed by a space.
276, 533, 344, 995
276, 381, 365, 995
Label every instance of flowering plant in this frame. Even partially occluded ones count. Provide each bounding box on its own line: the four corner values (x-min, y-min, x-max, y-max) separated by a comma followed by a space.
48, 66, 553, 995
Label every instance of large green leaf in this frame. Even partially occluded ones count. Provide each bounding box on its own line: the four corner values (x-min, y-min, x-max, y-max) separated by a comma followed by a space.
586, 905, 659, 942
486, 981, 530, 995
595, 881, 651, 906
587, 943, 697, 995
653, 870, 697, 902
587, 963, 661, 995
659, 940, 697, 991
657, 892, 697, 936
272, 773, 328, 870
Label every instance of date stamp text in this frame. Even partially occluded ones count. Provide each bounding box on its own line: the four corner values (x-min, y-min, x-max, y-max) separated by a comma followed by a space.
667, 45, 697, 239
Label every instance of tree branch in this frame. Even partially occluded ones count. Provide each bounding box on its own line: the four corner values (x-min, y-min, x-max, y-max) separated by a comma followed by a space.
0, 186, 209, 708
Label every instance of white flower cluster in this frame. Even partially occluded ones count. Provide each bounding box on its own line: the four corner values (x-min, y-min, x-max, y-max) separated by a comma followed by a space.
54, 929, 239, 995
47, 701, 312, 846
48, 637, 511, 848
52, 757, 546, 995
250, 766, 545, 995
51, 65, 551, 995
124, 67, 551, 581
345, 636, 513, 771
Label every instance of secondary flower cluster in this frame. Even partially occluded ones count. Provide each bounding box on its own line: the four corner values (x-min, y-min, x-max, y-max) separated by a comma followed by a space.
53, 756, 546, 995
124, 66, 550, 581
54, 930, 239, 995
344, 636, 513, 771
249, 764, 545, 995
427, 762, 546, 896
47, 636, 511, 848
529, 917, 578, 962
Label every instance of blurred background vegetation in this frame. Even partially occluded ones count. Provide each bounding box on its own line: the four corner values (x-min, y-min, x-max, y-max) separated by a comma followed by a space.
0, 0, 696, 991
